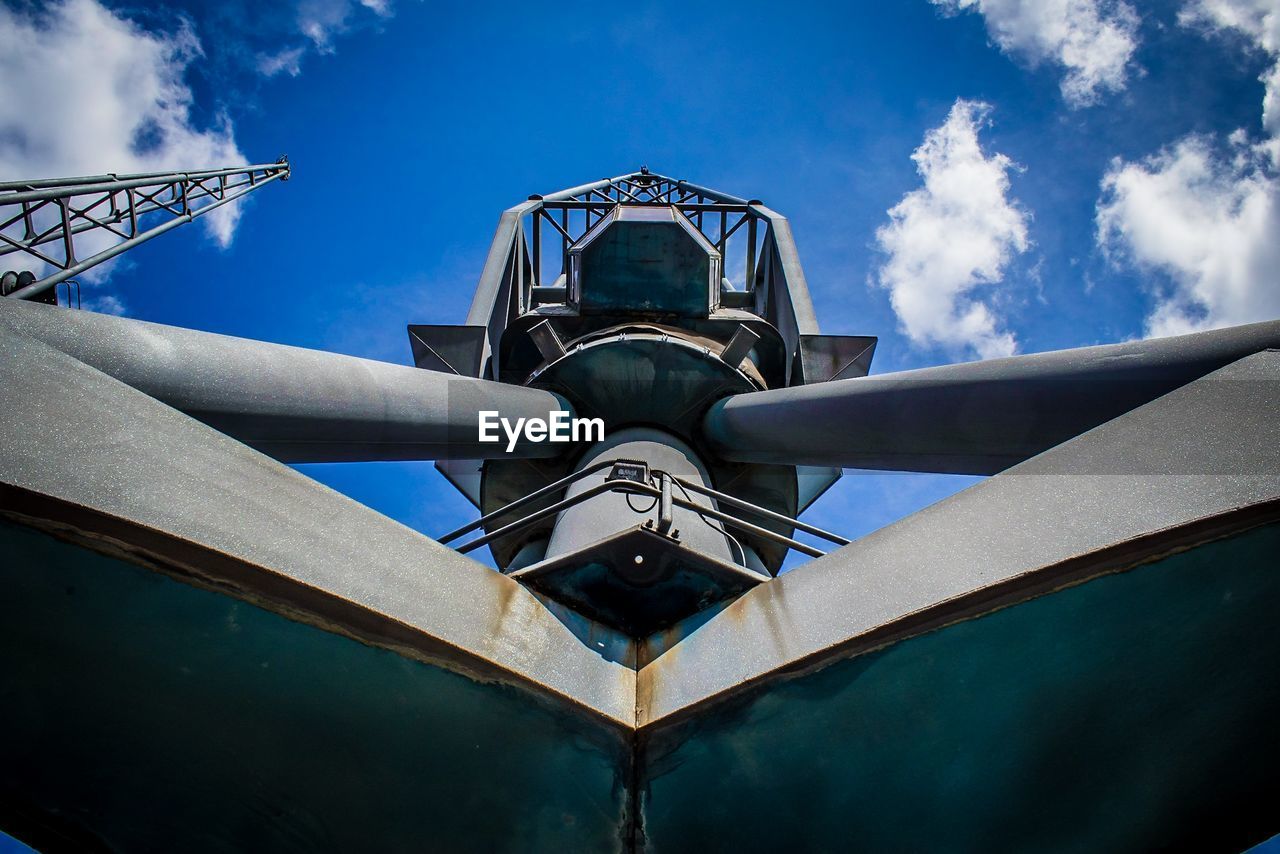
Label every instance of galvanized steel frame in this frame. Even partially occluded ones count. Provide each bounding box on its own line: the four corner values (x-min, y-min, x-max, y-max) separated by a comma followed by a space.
1, 159, 291, 301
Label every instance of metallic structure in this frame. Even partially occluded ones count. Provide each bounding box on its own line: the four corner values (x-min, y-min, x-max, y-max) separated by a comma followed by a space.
1, 159, 290, 302
1, 168, 1278, 852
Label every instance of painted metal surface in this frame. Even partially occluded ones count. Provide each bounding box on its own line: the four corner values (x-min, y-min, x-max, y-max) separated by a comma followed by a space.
479, 330, 802, 571
459, 170, 822, 385
639, 523, 1280, 852
320, 161, 862, 573
1, 317, 1277, 849
643, 350, 1280, 724
0, 298, 572, 462
513, 526, 765, 637
572, 207, 720, 317
504, 428, 768, 635
0, 521, 631, 853
704, 318, 1280, 473
543, 429, 734, 565
0, 322, 636, 727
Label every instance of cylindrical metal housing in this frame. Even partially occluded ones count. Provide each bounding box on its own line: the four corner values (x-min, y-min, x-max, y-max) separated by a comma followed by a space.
542, 427, 737, 574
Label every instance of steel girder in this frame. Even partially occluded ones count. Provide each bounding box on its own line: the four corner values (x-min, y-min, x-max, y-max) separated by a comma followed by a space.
1, 160, 290, 301
0, 298, 571, 462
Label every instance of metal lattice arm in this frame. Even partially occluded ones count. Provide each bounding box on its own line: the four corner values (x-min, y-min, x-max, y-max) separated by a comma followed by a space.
1, 158, 290, 301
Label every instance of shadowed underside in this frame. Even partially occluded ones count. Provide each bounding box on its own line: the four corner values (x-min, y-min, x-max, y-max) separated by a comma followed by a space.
1, 295, 1277, 850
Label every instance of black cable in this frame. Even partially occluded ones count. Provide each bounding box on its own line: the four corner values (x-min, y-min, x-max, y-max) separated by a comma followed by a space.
625, 490, 659, 514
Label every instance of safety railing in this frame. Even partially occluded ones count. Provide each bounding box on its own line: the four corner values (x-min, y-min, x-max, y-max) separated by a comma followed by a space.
438, 458, 849, 570
464, 168, 820, 383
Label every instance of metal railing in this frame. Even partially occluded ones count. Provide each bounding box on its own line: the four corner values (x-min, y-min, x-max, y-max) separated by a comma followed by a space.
438, 458, 849, 569
464, 168, 820, 383
1, 158, 290, 302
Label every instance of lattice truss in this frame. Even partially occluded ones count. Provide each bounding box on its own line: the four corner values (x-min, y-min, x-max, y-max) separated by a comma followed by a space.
522, 168, 766, 296
1, 159, 290, 302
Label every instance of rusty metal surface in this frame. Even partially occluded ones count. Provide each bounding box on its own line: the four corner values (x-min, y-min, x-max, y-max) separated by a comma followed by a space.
0, 321, 635, 728
639, 350, 1280, 726
1, 519, 634, 853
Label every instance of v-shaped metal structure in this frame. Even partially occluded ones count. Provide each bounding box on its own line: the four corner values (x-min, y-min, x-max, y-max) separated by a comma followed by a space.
1, 169, 1278, 852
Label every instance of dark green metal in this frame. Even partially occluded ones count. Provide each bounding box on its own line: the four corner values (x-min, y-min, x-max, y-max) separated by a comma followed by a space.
639, 523, 1280, 852
0, 520, 631, 853
576, 213, 714, 317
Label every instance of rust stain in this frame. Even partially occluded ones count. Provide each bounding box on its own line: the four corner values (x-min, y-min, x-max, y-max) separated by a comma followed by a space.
0, 484, 638, 732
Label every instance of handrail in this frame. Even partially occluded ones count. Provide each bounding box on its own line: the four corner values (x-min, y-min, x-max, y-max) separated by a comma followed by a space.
437, 457, 620, 545
442, 457, 847, 565
669, 475, 850, 546
462, 168, 822, 385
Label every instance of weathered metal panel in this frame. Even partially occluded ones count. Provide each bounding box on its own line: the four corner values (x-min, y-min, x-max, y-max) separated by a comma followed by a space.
0, 323, 636, 728
644, 350, 1280, 725
575, 215, 715, 318
0, 521, 632, 853
638, 523, 1280, 852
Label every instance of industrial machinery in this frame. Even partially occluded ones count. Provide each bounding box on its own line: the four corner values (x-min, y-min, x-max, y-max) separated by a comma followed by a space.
1, 167, 1278, 852
419, 167, 873, 637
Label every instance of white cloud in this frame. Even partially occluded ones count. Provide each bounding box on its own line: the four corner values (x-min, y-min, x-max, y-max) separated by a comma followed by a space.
0, 0, 247, 292
1181, 0, 1280, 157
932, 0, 1140, 107
257, 47, 306, 78
1097, 135, 1280, 337
1181, 1, 1280, 64
81, 292, 128, 317
874, 100, 1030, 360
1094, 1, 1280, 338
297, 0, 393, 54
251, 0, 393, 79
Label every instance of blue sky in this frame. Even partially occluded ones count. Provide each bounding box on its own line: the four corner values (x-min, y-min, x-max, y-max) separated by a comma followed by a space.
2, 0, 1278, 569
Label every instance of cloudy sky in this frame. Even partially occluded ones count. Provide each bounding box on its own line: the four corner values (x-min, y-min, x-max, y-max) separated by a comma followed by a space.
1, 0, 1277, 567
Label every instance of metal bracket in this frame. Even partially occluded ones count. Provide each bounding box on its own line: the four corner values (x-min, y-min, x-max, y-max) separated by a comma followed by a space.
720, 324, 761, 370
657, 473, 674, 534
529, 319, 567, 364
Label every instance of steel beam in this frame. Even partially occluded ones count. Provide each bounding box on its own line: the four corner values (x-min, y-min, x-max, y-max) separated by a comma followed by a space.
0, 299, 571, 462
647, 348, 1280, 725
703, 319, 1280, 473
1, 161, 290, 300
